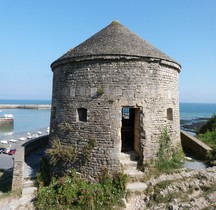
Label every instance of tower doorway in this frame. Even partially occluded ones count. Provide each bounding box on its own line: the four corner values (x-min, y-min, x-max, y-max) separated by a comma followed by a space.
121, 107, 141, 153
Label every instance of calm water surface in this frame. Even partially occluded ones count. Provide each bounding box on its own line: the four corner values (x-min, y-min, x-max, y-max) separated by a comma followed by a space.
0, 99, 51, 138
180, 103, 216, 120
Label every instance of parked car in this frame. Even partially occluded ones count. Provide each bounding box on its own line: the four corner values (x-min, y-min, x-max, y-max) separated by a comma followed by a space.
0, 148, 4, 154
8, 149, 16, 155
3, 148, 10, 154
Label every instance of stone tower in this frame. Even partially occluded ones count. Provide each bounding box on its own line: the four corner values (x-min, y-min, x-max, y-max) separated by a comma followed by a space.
49, 21, 181, 177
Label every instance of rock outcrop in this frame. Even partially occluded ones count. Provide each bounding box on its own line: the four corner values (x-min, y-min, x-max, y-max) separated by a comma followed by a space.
125, 167, 216, 210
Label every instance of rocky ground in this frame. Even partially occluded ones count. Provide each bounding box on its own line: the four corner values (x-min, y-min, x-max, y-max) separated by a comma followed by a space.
1, 167, 216, 209
0, 178, 36, 210
180, 118, 209, 134
125, 166, 216, 210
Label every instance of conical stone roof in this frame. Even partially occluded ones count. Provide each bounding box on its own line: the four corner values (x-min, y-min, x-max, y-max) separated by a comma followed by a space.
52, 21, 180, 67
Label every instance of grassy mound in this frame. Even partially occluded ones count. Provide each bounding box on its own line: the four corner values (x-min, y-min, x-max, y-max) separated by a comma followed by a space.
196, 115, 216, 165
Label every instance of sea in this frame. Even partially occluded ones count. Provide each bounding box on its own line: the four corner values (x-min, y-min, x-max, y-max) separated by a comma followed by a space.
1, 100, 216, 138
180, 103, 216, 120
180, 103, 216, 135
0, 99, 51, 138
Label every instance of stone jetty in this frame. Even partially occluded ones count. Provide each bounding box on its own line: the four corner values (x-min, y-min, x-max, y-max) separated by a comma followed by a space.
0, 104, 51, 109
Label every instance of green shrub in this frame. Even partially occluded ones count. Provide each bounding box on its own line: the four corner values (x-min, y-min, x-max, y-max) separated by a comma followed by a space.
195, 114, 216, 166
36, 157, 51, 187
96, 87, 104, 96
35, 169, 127, 210
46, 138, 77, 167
197, 114, 216, 134
206, 149, 216, 166
46, 138, 96, 168
196, 130, 216, 150
36, 137, 126, 208
155, 128, 184, 173
81, 138, 96, 165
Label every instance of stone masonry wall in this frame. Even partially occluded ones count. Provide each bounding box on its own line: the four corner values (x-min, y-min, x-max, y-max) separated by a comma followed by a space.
12, 147, 24, 191
50, 56, 180, 177
181, 130, 212, 159
12, 135, 49, 191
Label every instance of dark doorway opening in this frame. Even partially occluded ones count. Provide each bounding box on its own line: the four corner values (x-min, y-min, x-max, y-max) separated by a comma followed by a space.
121, 107, 135, 152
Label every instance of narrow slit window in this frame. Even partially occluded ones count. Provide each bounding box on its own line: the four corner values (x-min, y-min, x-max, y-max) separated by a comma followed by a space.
52, 107, 56, 120
167, 108, 173, 121
78, 108, 87, 122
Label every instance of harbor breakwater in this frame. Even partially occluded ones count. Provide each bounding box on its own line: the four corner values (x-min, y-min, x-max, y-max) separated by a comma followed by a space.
0, 104, 51, 109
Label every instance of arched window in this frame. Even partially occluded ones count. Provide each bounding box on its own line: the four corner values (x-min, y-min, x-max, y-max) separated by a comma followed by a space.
77, 108, 87, 122
167, 108, 173, 121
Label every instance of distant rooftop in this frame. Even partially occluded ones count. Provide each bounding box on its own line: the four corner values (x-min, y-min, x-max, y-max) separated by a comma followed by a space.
52, 21, 180, 66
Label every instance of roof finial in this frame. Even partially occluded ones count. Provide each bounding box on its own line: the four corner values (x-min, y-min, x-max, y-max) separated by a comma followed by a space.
111, 20, 120, 25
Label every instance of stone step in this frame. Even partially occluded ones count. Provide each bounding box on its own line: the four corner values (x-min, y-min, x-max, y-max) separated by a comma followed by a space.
120, 152, 140, 169
121, 160, 138, 170
126, 182, 148, 192
124, 169, 145, 182
120, 151, 139, 161
22, 186, 37, 196
18, 194, 36, 206
23, 179, 35, 188
120, 155, 139, 163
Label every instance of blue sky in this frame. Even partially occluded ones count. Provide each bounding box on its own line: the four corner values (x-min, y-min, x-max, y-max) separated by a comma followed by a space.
0, 0, 216, 103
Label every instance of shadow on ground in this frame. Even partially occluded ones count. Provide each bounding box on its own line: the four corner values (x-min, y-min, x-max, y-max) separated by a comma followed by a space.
0, 168, 13, 192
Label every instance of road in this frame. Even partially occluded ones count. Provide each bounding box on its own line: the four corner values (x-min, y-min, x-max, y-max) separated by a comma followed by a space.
0, 153, 13, 170
24, 147, 45, 178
